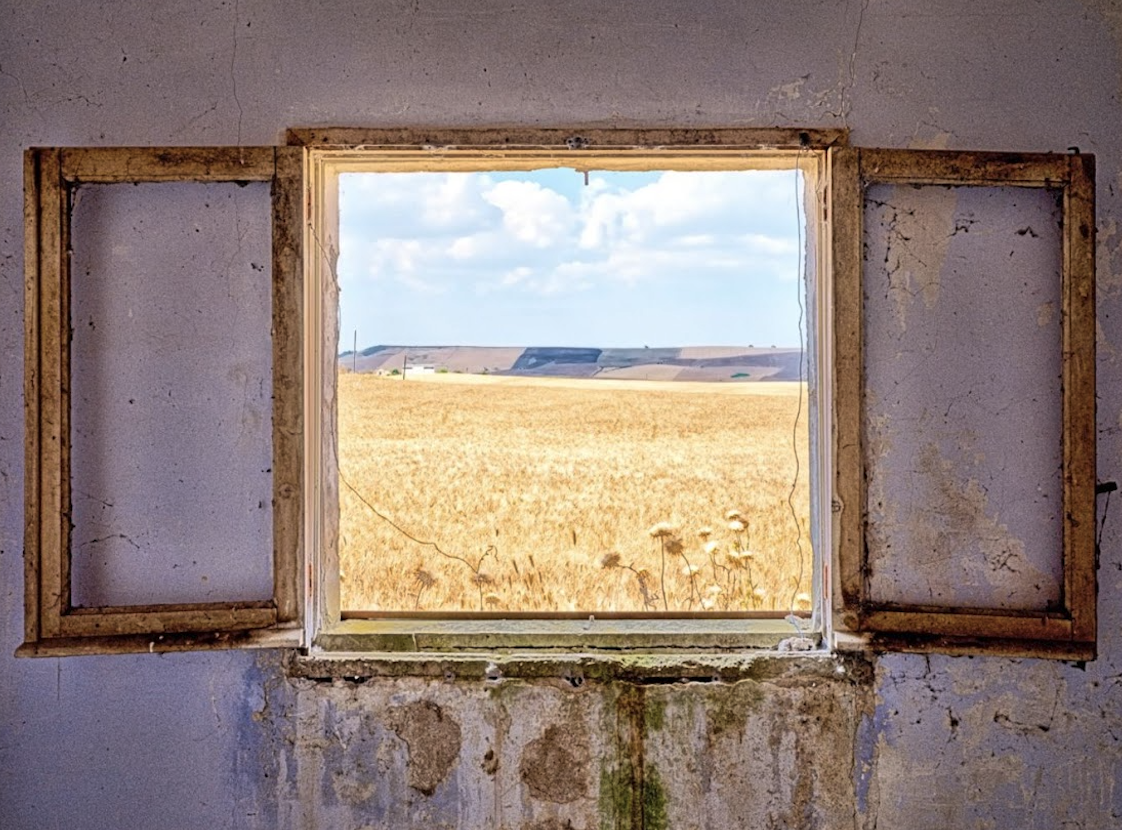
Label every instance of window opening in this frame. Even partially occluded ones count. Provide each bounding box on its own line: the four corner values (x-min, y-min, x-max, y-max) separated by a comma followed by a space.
331, 163, 815, 618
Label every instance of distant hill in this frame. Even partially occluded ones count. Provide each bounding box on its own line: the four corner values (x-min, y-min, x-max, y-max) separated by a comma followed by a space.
338, 344, 805, 382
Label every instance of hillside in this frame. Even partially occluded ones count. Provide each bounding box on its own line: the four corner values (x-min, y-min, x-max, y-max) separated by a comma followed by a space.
339, 344, 805, 382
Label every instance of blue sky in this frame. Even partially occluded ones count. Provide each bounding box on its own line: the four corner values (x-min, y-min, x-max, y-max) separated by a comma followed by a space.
338, 168, 805, 350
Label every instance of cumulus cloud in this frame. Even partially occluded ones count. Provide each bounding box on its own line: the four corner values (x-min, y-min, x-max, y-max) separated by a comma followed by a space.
337, 167, 806, 347
484, 180, 575, 248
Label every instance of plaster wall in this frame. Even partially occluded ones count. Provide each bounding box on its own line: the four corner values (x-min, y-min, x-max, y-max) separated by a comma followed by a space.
2, 2, 1122, 828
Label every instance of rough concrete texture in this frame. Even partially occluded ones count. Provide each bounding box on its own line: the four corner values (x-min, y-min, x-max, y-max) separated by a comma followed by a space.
2, 1, 1122, 828
272, 662, 871, 829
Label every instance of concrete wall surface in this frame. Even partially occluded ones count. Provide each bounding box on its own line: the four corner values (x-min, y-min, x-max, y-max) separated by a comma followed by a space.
2, 1, 1122, 827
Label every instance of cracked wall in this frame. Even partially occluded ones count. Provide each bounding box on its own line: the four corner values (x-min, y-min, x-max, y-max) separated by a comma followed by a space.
272, 658, 871, 829
863, 184, 1065, 610
2, 1, 1122, 829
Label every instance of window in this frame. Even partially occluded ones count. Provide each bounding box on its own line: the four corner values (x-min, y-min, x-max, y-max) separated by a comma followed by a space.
337, 163, 815, 614
299, 129, 836, 653
20, 132, 1096, 660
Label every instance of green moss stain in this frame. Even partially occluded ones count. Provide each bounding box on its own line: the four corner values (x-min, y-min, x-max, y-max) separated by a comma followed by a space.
598, 683, 674, 829
599, 765, 635, 830
599, 762, 670, 830
642, 766, 669, 830
643, 695, 666, 735
706, 680, 764, 741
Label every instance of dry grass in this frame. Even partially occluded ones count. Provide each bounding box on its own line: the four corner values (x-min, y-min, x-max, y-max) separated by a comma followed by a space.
338, 372, 810, 613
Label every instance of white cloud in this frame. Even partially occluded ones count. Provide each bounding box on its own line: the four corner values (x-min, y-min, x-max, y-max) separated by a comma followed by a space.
341, 169, 801, 298
421, 173, 495, 229
572, 170, 802, 264
484, 180, 576, 248
740, 232, 798, 257
360, 238, 445, 293
503, 266, 532, 286
447, 234, 487, 260
338, 168, 806, 348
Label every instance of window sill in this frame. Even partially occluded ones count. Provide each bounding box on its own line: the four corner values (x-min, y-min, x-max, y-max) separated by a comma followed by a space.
287, 646, 869, 685
314, 617, 811, 652
293, 618, 853, 683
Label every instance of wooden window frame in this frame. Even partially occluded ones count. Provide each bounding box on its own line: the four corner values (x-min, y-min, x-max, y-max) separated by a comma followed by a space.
831, 147, 1097, 660
19, 146, 305, 656
291, 127, 844, 654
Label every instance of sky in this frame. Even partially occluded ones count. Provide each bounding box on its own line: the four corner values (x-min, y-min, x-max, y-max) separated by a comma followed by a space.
337, 167, 806, 351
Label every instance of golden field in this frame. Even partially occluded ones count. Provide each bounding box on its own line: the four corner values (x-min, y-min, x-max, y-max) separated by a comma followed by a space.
337, 372, 810, 613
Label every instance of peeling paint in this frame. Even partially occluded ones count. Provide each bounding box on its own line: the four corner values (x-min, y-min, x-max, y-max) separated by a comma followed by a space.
520, 723, 591, 803
906, 126, 953, 150
1037, 301, 1056, 328
387, 700, 462, 796
864, 184, 1066, 610
911, 442, 1052, 603
867, 185, 957, 331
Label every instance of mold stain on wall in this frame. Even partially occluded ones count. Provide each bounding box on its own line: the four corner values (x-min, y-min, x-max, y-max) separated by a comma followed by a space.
270, 658, 873, 829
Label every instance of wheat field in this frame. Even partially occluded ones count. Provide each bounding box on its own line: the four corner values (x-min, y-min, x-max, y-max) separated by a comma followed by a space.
337, 372, 811, 613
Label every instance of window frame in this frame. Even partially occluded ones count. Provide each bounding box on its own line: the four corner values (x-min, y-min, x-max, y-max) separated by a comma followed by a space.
19, 134, 1096, 662
19, 146, 305, 657
830, 147, 1097, 660
293, 127, 843, 654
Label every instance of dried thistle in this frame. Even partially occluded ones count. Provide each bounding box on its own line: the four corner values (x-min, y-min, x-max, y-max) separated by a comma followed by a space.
649, 524, 679, 612
726, 548, 753, 568
697, 526, 713, 539
412, 566, 437, 610
725, 509, 743, 521
728, 519, 746, 533
598, 552, 622, 569
632, 568, 659, 610
472, 571, 495, 586
483, 592, 502, 607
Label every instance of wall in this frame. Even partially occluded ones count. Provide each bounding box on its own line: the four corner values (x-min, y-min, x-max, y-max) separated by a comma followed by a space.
2, 1, 1121, 827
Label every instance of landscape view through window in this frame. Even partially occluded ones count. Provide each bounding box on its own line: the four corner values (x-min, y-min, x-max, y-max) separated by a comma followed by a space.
336, 166, 811, 614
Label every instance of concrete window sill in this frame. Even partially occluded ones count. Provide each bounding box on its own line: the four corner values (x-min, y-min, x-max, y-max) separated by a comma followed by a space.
313, 617, 811, 652
286, 643, 870, 686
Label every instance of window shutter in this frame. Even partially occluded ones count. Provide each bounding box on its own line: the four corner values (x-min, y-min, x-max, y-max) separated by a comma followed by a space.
20, 146, 304, 656
832, 147, 1096, 659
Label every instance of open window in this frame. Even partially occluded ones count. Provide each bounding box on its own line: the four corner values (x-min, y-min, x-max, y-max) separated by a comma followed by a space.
296, 128, 840, 653
19, 146, 304, 656
20, 133, 1096, 661
831, 148, 1097, 660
